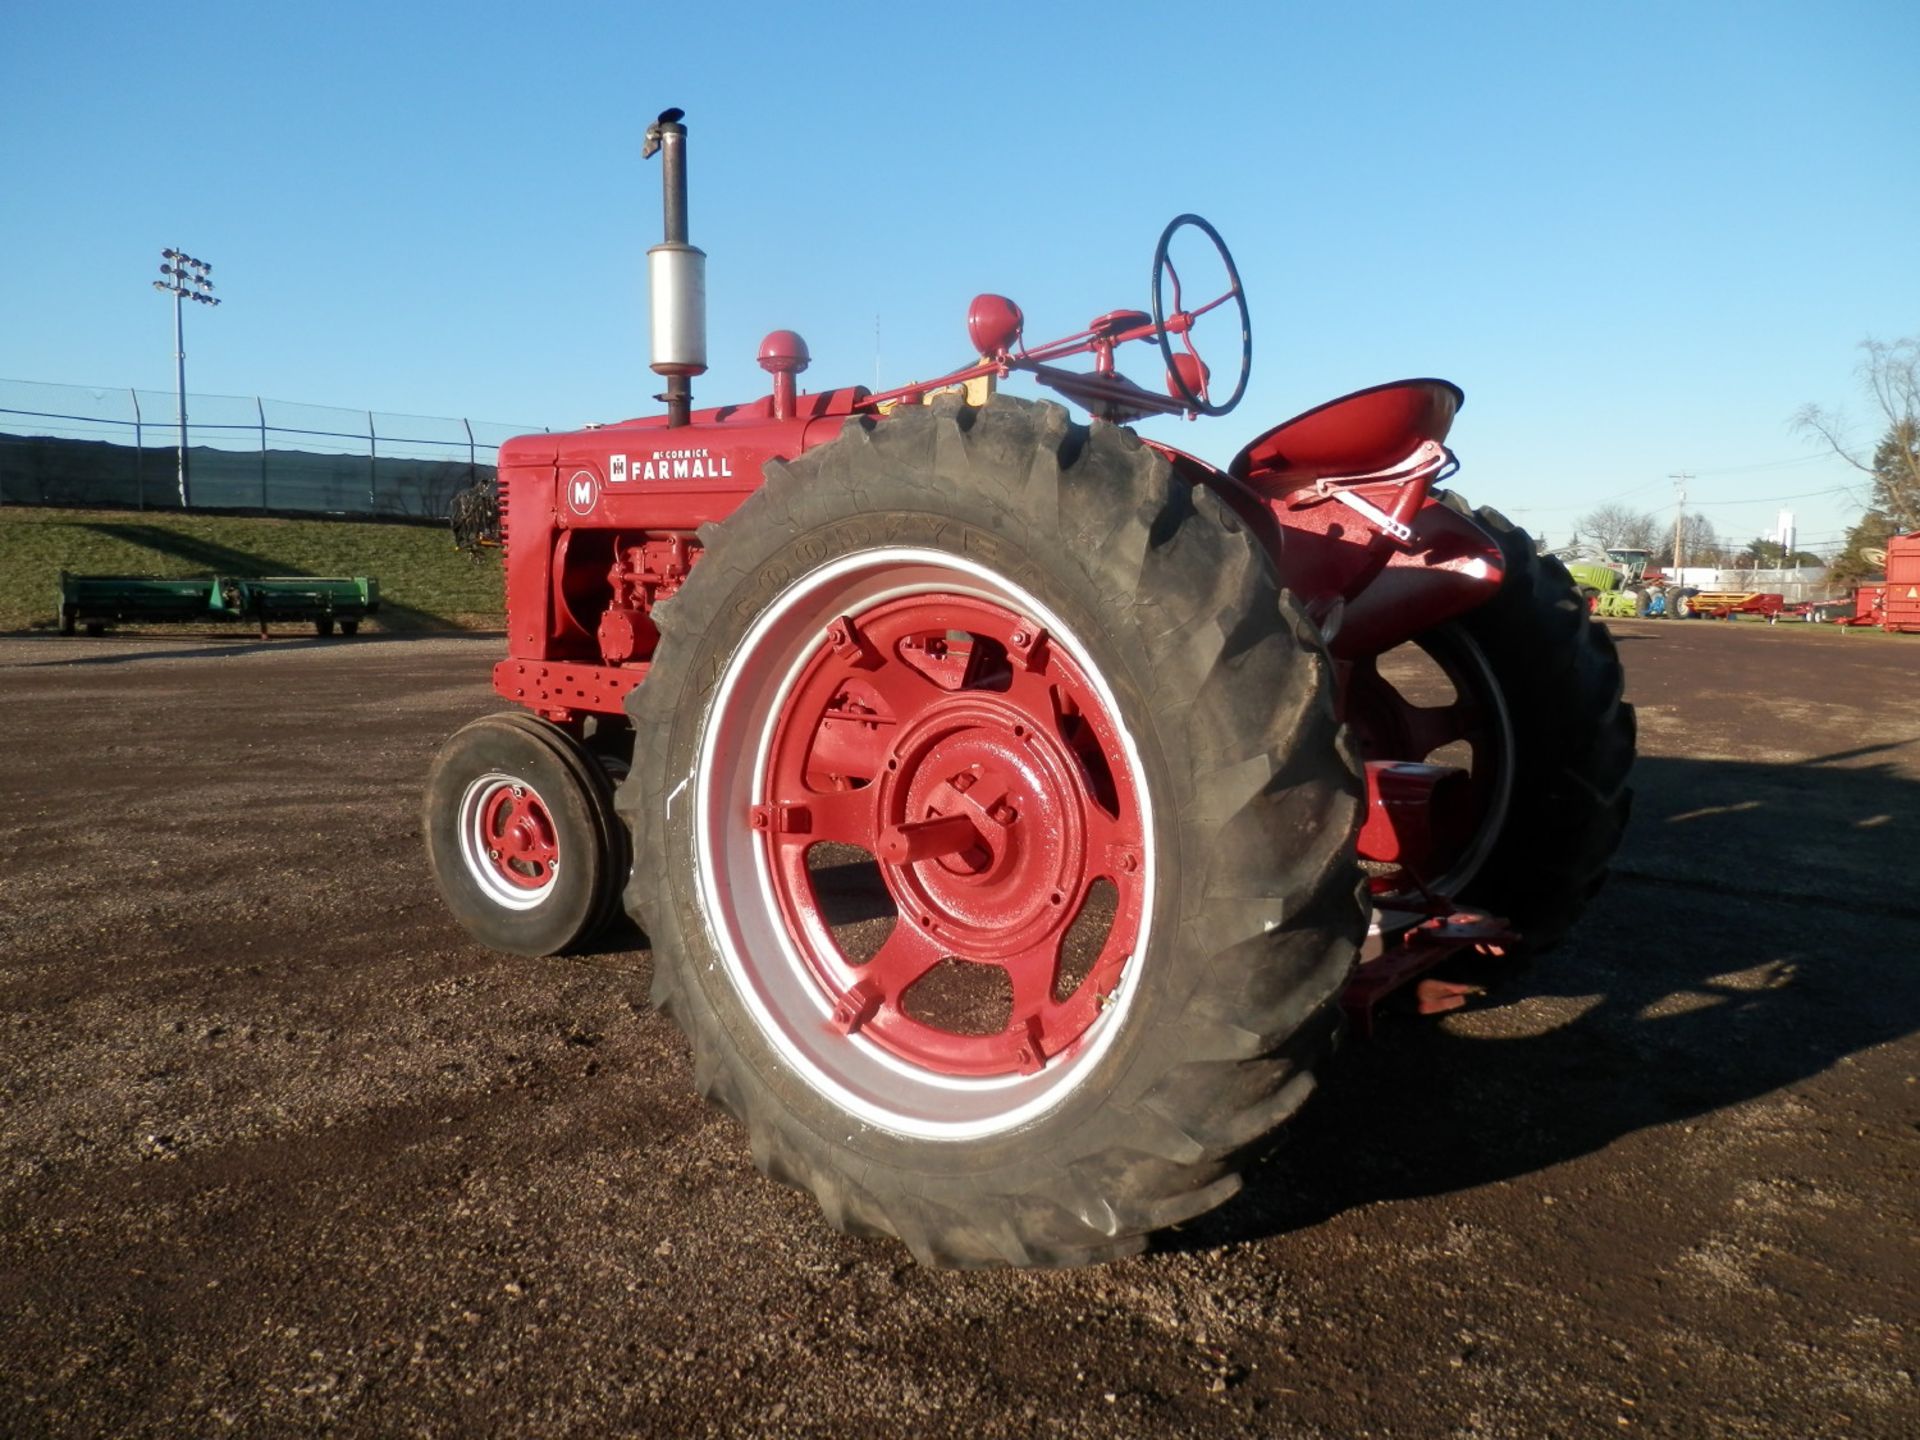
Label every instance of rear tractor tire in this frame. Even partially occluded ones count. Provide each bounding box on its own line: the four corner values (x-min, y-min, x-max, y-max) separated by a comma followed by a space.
1436, 498, 1635, 950
424, 712, 628, 956
623, 395, 1367, 1267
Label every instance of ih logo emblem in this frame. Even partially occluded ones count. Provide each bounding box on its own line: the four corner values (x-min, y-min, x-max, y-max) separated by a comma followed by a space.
609, 453, 629, 483
566, 469, 600, 516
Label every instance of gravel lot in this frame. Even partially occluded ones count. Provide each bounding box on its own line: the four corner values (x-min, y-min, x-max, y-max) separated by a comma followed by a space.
2, 620, 1915, 1438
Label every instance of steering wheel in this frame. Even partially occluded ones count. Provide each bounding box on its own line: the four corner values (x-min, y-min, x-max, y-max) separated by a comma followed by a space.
1151, 214, 1251, 416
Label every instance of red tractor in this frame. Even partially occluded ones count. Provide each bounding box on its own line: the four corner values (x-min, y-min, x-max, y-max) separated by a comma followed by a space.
425, 112, 1633, 1267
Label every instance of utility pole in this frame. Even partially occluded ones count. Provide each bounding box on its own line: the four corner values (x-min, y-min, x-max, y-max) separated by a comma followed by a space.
152, 249, 219, 507
1669, 472, 1694, 574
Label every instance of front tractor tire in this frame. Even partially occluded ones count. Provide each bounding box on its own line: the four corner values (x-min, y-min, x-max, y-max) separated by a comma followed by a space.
424, 712, 627, 957
623, 395, 1366, 1267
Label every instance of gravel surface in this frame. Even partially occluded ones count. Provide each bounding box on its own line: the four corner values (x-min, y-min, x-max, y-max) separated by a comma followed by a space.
2, 621, 1915, 1438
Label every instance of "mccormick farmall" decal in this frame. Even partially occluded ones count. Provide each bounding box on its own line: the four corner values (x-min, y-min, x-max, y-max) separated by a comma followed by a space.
609, 447, 736, 483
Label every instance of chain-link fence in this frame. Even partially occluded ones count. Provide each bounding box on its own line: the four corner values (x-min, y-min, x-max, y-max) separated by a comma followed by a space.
1668, 566, 1834, 603
0, 379, 545, 520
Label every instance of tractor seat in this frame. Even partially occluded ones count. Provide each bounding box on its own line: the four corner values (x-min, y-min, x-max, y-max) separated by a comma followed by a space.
1229, 379, 1464, 495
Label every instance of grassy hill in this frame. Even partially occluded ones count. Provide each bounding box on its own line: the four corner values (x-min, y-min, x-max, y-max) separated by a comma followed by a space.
0, 506, 503, 632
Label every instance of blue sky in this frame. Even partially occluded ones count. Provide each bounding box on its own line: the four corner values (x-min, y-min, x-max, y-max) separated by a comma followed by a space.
3, 1, 1915, 554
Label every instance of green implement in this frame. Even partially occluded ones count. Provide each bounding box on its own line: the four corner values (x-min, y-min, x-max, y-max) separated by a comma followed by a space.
222, 576, 381, 637
57, 572, 221, 635
56, 572, 379, 637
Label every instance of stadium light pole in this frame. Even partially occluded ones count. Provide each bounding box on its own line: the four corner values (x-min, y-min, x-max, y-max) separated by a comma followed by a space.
152, 249, 219, 507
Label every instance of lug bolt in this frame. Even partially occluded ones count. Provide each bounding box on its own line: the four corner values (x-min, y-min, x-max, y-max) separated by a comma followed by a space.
489, 848, 501, 860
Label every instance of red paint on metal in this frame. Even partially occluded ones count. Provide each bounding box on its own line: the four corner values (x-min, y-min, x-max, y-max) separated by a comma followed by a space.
1165, 351, 1209, 405
878, 813, 987, 867
492, 658, 648, 717
1342, 908, 1516, 1038
1883, 532, 1920, 632
1343, 635, 1507, 898
757, 330, 810, 420
1271, 486, 1505, 658
965, 294, 1024, 358
752, 591, 1146, 1079
1229, 379, 1464, 491
480, 784, 559, 890
1356, 760, 1473, 880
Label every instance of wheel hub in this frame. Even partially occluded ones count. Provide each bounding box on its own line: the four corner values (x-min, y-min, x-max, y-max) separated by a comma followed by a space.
877, 699, 1089, 962
456, 771, 563, 909
480, 783, 558, 888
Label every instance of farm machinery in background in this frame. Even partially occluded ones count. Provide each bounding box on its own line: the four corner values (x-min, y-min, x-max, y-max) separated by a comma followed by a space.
1830, 540, 1920, 631
1564, 547, 1822, 624
1565, 546, 1665, 618
423, 111, 1634, 1268
57, 571, 379, 637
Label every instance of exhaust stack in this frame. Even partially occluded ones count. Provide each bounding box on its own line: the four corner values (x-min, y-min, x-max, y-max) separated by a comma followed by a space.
643, 108, 706, 428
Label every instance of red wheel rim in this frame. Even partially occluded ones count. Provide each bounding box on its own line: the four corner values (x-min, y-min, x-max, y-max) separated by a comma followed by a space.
1344, 625, 1514, 897
459, 774, 561, 905
758, 593, 1146, 1078
692, 548, 1157, 1139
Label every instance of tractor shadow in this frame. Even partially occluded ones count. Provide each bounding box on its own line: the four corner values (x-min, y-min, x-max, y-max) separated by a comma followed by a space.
11, 632, 459, 667
1170, 742, 1920, 1252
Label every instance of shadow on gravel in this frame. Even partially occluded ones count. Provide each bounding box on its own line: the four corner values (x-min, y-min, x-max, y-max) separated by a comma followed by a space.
6, 632, 500, 667
1173, 743, 1920, 1253
571, 913, 653, 965
63, 520, 461, 633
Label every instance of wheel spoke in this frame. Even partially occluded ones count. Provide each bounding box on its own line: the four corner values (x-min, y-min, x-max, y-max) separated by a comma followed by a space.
1187, 288, 1236, 321
1181, 333, 1211, 404
755, 783, 879, 848
860, 649, 946, 725
1001, 665, 1061, 727
863, 920, 946, 1003
1004, 937, 1064, 1029
1079, 799, 1140, 863
1400, 699, 1475, 758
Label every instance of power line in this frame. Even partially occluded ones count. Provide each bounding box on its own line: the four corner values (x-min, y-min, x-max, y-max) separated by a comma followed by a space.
1511, 480, 1859, 517
1689, 453, 1835, 477
1682, 485, 1854, 508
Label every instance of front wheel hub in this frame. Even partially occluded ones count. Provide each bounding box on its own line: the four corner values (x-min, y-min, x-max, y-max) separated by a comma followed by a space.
459, 773, 560, 906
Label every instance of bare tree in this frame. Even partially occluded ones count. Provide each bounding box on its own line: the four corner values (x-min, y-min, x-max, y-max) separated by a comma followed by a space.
1574, 502, 1662, 551
1795, 337, 1920, 583
1675, 512, 1720, 568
